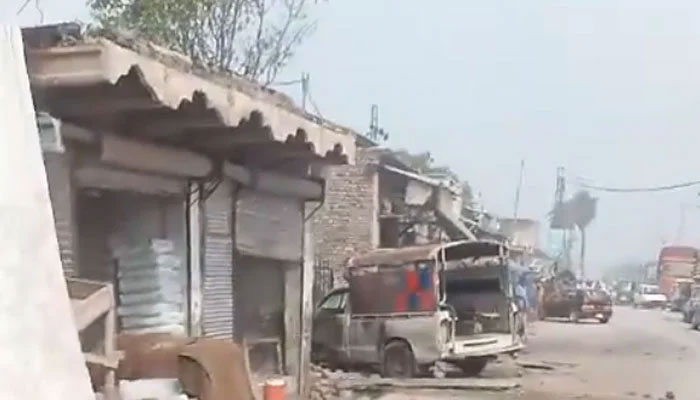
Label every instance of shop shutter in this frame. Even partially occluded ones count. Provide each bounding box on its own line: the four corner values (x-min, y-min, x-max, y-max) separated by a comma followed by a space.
44, 152, 76, 276
235, 189, 303, 262
201, 182, 234, 338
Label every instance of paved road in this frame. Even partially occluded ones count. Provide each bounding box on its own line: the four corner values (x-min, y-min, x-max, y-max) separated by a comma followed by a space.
519, 306, 698, 399
373, 306, 700, 399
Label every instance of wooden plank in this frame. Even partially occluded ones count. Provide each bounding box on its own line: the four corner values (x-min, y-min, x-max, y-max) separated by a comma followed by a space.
223, 162, 322, 200
83, 351, 123, 370
70, 284, 113, 331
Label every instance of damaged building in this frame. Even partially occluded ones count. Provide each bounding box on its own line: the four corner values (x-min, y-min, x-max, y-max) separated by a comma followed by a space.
23, 23, 356, 395
311, 141, 475, 294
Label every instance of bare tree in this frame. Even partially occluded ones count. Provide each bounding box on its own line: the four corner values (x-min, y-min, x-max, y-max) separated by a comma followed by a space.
89, 0, 320, 85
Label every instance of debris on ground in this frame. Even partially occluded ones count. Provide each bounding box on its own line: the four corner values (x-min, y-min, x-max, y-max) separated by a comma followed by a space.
308, 364, 341, 400
516, 361, 556, 371
336, 377, 520, 392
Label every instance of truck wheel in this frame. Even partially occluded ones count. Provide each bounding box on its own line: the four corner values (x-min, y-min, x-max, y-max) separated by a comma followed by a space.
692, 313, 700, 330
457, 357, 489, 377
569, 310, 580, 324
598, 317, 609, 324
381, 340, 415, 378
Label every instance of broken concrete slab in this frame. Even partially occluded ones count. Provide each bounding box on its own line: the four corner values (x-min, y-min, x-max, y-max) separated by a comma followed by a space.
336, 377, 520, 392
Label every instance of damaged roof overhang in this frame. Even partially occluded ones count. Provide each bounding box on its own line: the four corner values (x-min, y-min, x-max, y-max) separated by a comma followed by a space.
22, 24, 355, 167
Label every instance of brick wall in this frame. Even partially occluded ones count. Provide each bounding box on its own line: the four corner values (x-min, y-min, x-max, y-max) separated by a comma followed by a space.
311, 148, 379, 286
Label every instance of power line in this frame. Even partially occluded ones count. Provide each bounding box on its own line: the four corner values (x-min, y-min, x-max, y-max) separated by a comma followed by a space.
570, 178, 700, 193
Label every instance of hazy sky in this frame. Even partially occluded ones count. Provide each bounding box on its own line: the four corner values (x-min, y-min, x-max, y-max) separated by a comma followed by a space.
5, 1, 700, 274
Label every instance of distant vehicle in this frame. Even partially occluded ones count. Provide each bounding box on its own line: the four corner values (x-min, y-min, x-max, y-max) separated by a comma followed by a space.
682, 283, 700, 323
540, 272, 613, 324
542, 287, 612, 323
614, 281, 635, 305
633, 284, 667, 309
669, 278, 693, 312
657, 246, 698, 298
312, 241, 524, 378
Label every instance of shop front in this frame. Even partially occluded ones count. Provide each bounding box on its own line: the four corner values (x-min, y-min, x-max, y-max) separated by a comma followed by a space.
25, 24, 355, 395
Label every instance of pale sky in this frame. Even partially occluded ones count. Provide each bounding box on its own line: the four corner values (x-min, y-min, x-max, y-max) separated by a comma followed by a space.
5, 1, 700, 275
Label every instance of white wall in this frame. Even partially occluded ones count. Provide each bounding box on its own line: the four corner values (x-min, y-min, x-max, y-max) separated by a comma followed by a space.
0, 26, 94, 399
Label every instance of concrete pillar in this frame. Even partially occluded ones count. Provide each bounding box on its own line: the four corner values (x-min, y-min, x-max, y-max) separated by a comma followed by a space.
299, 216, 315, 396
284, 262, 302, 379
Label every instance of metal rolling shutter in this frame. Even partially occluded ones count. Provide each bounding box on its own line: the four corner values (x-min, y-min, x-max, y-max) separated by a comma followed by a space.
44, 153, 76, 277
202, 181, 235, 338
235, 189, 303, 262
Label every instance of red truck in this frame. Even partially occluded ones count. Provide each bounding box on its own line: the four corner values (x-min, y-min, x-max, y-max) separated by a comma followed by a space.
657, 246, 698, 298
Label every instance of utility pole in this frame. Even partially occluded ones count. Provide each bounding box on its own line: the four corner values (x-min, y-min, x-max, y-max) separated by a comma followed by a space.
300, 72, 310, 111
513, 159, 525, 219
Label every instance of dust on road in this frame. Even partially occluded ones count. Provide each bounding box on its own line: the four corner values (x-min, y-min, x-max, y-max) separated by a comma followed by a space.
371, 306, 699, 400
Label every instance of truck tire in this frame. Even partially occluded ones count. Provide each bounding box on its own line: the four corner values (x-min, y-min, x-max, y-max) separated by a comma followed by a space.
598, 317, 609, 324
692, 312, 700, 330
381, 340, 416, 378
456, 357, 489, 377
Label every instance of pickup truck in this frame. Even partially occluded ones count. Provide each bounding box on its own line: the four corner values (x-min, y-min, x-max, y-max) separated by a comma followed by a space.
312, 241, 525, 377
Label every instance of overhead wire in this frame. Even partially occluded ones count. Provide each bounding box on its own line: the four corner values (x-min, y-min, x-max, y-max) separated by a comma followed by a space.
570, 179, 700, 193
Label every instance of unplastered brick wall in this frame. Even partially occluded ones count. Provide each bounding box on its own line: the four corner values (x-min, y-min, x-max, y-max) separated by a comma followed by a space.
311, 147, 380, 286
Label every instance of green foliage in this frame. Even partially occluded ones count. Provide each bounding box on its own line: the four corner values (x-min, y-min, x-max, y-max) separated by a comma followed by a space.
88, 0, 319, 84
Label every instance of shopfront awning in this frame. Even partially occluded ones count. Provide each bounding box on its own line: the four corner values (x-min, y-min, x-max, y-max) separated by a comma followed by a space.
22, 24, 355, 167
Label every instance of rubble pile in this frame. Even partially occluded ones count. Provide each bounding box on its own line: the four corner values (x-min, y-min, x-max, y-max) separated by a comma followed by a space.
308, 364, 341, 400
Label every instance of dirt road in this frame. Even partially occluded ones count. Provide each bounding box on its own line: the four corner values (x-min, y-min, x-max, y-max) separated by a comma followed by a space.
371, 306, 700, 399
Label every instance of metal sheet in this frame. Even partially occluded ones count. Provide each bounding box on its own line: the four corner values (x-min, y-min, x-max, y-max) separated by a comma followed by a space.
235, 189, 303, 262
44, 152, 77, 276
202, 181, 234, 338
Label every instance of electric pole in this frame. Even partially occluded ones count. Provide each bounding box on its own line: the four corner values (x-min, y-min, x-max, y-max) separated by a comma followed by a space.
513, 159, 525, 219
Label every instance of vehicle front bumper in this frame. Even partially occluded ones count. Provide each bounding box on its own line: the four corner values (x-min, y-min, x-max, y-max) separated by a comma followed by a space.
638, 300, 667, 308
442, 333, 524, 361
580, 305, 613, 319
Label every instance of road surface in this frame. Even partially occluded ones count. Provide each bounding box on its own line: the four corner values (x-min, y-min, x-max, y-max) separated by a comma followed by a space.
371, 306, 700, 399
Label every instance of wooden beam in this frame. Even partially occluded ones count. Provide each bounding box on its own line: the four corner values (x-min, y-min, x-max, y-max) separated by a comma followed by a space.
75, 166, 186, 195
223, 162, 323, 200
101, 134, 212, 178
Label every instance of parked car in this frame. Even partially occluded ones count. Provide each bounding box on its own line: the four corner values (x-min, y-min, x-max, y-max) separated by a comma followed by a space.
633, 284, 667, 309
312, 241, 525, 378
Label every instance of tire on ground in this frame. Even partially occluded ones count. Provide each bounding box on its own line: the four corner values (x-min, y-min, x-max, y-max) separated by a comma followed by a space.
381, 340, 416, 378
